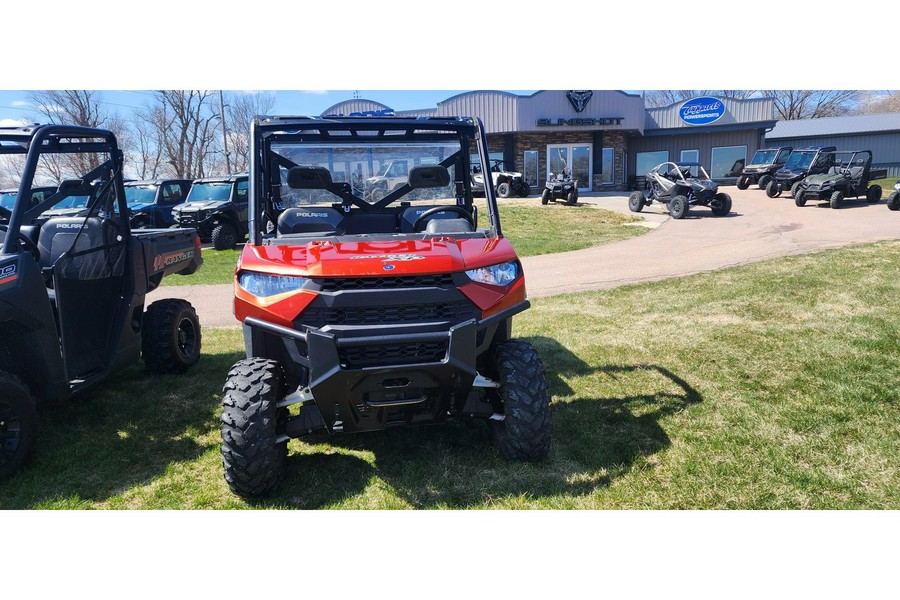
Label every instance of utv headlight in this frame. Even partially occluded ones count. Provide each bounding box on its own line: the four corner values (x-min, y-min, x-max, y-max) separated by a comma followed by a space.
465, 261, 518, 286
238, 271, 308, 297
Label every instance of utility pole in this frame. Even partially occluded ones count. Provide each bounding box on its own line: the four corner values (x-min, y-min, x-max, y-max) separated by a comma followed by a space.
219, 90, 232, 174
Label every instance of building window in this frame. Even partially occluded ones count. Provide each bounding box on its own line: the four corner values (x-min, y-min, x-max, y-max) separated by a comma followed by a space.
711, 145, 747, 178
601, 147, 614, 185
523, 150, 538, 187
680, 150, 699, 176
636, 151, 668, 177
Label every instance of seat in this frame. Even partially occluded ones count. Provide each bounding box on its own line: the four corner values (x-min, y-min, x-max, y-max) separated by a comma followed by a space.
277, 207, 344, 236
37, 217, 113, 282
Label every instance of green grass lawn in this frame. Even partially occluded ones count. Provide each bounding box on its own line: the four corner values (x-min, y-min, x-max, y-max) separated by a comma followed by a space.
161, 204, 644, 286
3, 240, 897, 509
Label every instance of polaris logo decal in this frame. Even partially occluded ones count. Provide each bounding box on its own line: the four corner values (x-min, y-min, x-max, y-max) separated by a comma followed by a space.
296, 212, 331, 218
383, 264, 395, 271
0, 263, 17, 285
153, 249, 196, 271
349, 254, 425, 261
567, 90, 593, 113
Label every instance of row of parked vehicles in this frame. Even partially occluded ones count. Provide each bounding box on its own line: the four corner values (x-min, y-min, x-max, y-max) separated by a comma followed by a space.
736, 145, 891, 210
2, 173, 251, 251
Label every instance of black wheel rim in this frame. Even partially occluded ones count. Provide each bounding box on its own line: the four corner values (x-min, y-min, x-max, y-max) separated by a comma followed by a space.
176, 317, 198, 359
0, 401, 22, 463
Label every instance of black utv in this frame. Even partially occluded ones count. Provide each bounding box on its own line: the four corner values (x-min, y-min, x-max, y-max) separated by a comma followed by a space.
736, 146, 792, 190
794, 150, 882, 209
765, 146, 837, 198
124, 178, 192, 229
172, 173, 248, 250
0, 124, 204, 480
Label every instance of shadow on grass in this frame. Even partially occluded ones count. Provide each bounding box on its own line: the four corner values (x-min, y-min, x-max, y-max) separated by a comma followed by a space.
253, 336, 703, 509
0, 349, 245, 509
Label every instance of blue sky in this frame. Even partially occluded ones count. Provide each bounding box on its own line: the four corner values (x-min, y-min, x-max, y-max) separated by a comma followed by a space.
0, 90, 544, 126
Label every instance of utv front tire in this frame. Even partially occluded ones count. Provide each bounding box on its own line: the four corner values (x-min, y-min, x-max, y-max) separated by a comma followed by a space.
142, 299, 201, 373
489, 340, 551, 461
566, 189, 578, 205
0, 372, 36, 481
211, 223, 237, 250
496, 182, 511, 198
221, 358, 288, 498
711, 192, 732, 216
765, 180, 780, 198
758, 175, 771, 190
517, 183, 530, 198
888, 191, 900, 211
866, 185, 882, 203
736, 176, 749, 190
830, 190, 844, 209
628, 191, 645, 213
790, 181, 802, 199
794, 190, 806, 207
668, 195, 689, 219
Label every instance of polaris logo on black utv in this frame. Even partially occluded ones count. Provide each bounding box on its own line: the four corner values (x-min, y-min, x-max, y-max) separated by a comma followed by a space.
54, 222, 83, 229
153, 249, 196, 271
0, 263, 16, 283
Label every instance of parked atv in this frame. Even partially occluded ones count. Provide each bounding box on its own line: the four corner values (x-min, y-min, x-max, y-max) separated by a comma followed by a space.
220, 115, 551, 498
765, 146, 836, 198
0, 124, 203, 480
125, 178, 192, 229
736, 146, 792, 190
887, 181, 900, 211
628, 162, 731, 219
794, 150, 882, 209
541, 169, 578, 205
173, 173, 248, 250
472, 159, 530, 198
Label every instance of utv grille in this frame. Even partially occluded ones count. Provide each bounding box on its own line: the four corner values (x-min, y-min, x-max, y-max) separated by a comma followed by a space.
310, 274, 455, 292
300, 301, 478, 328
339, 340, 448, 368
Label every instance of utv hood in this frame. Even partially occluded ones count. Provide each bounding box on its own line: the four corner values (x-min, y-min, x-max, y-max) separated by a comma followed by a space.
240, 236, 519, 278
127, 202, 154, 213
803, 173, 845, 186
174, 200, 229, 212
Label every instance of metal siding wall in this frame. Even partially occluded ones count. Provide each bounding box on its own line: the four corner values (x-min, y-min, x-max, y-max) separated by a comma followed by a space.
629, 130, 762, 176
646, 97, 775, 129
435, 92, 518, 133
321, 100, 391, 116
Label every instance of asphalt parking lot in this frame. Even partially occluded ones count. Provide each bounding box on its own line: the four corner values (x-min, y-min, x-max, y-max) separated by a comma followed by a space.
159, 186, 900, 327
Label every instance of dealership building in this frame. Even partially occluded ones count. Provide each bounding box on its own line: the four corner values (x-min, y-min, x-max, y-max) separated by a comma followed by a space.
322, 90, 900, 191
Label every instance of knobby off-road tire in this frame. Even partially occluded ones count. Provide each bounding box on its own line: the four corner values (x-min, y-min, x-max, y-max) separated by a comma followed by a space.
711, 192, 732, 217
765, 180, 780, 198
628, 191, 645, 213
517, 183, 530, 198
736, 176, 749, 190
830, 190, 844, 209
489, 340, 552, 461
866, 185, 882, 203
668, 194, 689, 219
142, 299, 201, 373
790, 181, 802, 199
497, 182, 511, 198
221, 358, 288, 498
541, 189, 550, 205
0, 371, 36, 480
758, 175, 772, 190
888, 191, 900, 211
794, 190, 807, 207
211, 223, 238, 250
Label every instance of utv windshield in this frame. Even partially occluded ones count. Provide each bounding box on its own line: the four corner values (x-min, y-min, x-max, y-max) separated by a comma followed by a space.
750, 149, 779, 164
273, 141, 460, 206
125, 184, 158, 205
0, 191, 15, 210
50, 194, 90, 209
783, 151, 816, 170
186, 181, 232, 202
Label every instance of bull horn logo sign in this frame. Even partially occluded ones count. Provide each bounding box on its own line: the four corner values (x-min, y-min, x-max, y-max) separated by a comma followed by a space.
566, 90, 593, 113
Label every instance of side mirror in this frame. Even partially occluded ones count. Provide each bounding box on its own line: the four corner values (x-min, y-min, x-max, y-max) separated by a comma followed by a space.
408, 166, 450, 189
287, 166, 333, 189
58, 179, 93, 195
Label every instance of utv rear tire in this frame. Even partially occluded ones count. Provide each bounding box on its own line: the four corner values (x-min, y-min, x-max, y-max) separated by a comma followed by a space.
221, 358, 288, 498
794, 190, 806, 207
496, 182, 511, 198
211, 223, 237, 250
668, 195, 689, 219
736, 176, 749, 190
0, 372, 36, 481
540, 189, 550, 205
711, 192, 732, 216
628, 191, 645, 213
142, 299, 201, 373
866, 185, 882, 203
517, 183, 530, 198
758, 175, 772, 190
888, 191, 900, 211
790, 181, 802, 199
489, 340, 551, 461
830, 190, 844, 209
765, 180, 780, 198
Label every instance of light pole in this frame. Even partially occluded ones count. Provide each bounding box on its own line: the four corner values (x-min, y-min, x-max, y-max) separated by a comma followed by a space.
219, 90, 232, 174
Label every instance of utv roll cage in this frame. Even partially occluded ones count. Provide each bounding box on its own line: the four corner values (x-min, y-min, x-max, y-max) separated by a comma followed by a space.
247, 116, 501, 246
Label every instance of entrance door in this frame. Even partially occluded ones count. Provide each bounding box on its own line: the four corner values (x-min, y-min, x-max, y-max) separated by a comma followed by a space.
547, 144, 592, 192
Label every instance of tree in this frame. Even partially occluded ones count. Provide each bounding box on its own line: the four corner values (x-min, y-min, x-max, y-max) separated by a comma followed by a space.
856, 91, 900, 115
139, 90, 221, 179
643, 90, 757, 107
763, 90, 862, 120
223, 92, 276, 173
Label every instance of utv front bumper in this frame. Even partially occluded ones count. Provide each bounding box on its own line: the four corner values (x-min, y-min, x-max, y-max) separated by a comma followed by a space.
241, 301, 528, 435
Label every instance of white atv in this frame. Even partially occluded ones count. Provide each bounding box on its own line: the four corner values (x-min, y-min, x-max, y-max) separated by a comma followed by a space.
472, 159, 530, 198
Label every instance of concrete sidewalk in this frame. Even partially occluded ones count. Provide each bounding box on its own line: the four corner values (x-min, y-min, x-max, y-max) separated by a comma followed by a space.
158, 188, 900, 327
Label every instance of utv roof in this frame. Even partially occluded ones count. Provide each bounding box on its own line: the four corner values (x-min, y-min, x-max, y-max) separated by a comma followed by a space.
192, 173, 248, 184
0, 124, 118, 155
792, 146, 837, 152
255, 115, 478, 138
125, 178, 193, 186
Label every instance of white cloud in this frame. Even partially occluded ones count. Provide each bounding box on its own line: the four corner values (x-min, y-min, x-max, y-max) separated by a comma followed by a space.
10, 100, 31, 108
302, 90, 329, 95
36, 104, 64, 114
0, 118, 30, 127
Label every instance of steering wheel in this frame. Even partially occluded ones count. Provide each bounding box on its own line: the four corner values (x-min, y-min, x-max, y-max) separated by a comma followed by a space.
0, 224, 40, 262
412, 206, 475, 232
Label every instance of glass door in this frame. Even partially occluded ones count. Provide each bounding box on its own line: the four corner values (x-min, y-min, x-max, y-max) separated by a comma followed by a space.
547, 144, 592, 192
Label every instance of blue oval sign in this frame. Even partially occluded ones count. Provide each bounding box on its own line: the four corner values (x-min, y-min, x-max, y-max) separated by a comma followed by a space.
679, 97, 725, 126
